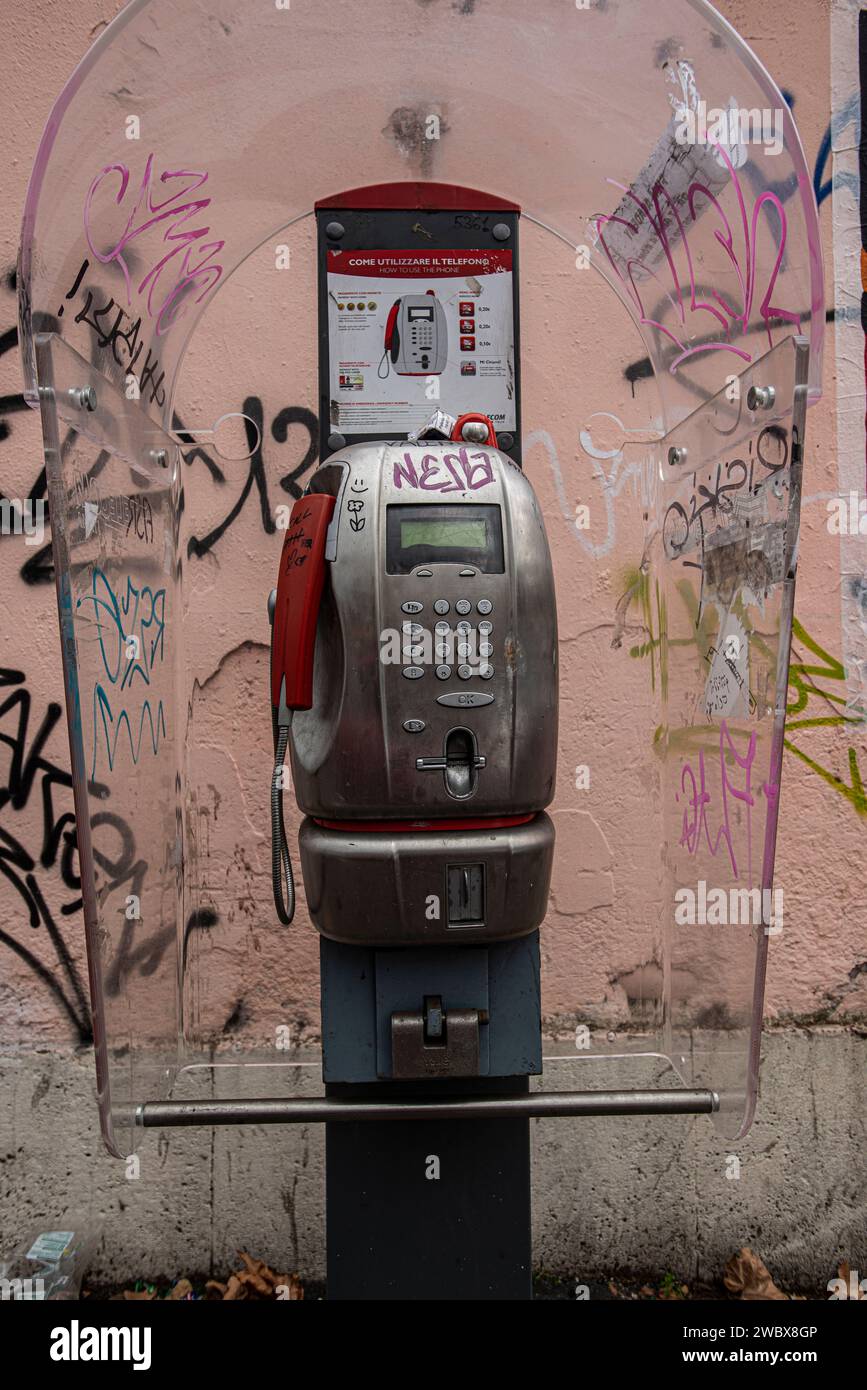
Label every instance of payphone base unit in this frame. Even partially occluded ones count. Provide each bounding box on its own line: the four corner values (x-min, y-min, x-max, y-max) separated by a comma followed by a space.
321, 934, 540, 1299
320, 934, 542, 1083
325, 1076, 532, 1301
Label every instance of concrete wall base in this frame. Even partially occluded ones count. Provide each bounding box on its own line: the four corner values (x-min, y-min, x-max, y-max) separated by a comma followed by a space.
1, 1030, 864, 1290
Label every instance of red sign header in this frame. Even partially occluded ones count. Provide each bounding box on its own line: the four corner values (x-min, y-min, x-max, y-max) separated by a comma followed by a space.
327, 248, 513, 279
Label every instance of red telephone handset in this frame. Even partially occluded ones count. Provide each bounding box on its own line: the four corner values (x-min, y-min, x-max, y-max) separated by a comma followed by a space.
271, 493, 336, 717
270, 492, 335, 924
384, 299, 401, 361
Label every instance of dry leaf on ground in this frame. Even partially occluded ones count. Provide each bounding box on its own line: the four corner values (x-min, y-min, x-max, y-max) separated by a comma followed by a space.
118, 1252, 306, 1301
275, 1273, 304, 1300
724, 1248, 788, 1300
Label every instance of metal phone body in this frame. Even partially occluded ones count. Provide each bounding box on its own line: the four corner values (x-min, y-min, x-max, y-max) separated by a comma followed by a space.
287, 441, 557, 946
300, 815, 554, 946
289, 441, 558, 819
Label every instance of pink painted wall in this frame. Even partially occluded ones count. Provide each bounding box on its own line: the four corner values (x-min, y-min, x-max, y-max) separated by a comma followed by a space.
0, 0, 863, 1064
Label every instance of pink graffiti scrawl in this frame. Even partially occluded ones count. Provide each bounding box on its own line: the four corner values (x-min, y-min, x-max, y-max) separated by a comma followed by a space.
595, 144, 799, 373
676, 719, 780, 884
393, 449, 496, 492
84, 153, 225, 335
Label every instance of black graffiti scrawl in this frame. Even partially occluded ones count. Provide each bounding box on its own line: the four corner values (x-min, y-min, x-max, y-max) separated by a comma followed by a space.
0, 255, 321, 1035
0, 667, 92, 1039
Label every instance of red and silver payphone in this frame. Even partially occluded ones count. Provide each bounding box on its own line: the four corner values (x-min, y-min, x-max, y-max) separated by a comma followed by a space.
269, 188, 552, 1293
269, 435, 558, 943
273, 186, 552, 949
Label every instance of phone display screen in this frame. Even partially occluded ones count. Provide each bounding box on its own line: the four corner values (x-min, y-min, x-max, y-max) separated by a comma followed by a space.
386, 504, 504, 574
400, 519, 487, 550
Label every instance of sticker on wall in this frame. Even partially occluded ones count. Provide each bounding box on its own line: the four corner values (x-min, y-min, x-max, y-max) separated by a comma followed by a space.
704, 614, 751, 720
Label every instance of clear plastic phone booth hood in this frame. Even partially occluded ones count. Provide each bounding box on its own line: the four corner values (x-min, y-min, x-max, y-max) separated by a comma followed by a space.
19, 0, 823, 1299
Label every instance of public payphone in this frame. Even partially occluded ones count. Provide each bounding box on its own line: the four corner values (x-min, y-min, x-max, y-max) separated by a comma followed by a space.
269, 195, 556, 1289
269, 437, 558, 946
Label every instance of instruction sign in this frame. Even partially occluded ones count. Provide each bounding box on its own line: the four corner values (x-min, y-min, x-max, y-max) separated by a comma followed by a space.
325, 247, 516, 437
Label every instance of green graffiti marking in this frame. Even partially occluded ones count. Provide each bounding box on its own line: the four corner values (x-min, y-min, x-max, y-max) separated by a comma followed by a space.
623, 569, 867, 817
784, 619, 867, 816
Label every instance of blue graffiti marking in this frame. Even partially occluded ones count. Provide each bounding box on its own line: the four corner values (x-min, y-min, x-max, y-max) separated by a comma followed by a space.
91, 686, 167, 777
76, 567, 168, 774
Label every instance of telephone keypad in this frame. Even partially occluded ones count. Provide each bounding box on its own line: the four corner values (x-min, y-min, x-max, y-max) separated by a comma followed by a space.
397, 586, 499, 690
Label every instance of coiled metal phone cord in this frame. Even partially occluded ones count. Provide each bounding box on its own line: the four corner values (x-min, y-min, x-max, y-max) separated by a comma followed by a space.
271, 723, 295, 924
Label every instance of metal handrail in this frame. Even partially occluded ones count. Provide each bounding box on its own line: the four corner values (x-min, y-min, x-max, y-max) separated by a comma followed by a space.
136, 1088, 720, 1127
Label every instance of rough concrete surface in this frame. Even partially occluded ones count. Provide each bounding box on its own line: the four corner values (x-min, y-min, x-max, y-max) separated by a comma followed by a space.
1, 1031, 863, 1290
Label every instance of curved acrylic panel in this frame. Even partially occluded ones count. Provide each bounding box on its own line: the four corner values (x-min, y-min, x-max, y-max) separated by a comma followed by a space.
33, 332, 182, 1157
657, 335, 809, 1138
18, 0, 823, 1151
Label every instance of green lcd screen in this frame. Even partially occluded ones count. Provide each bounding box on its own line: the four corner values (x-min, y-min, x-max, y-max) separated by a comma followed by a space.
400, 519, 487, 550
386, 503, 504, 573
